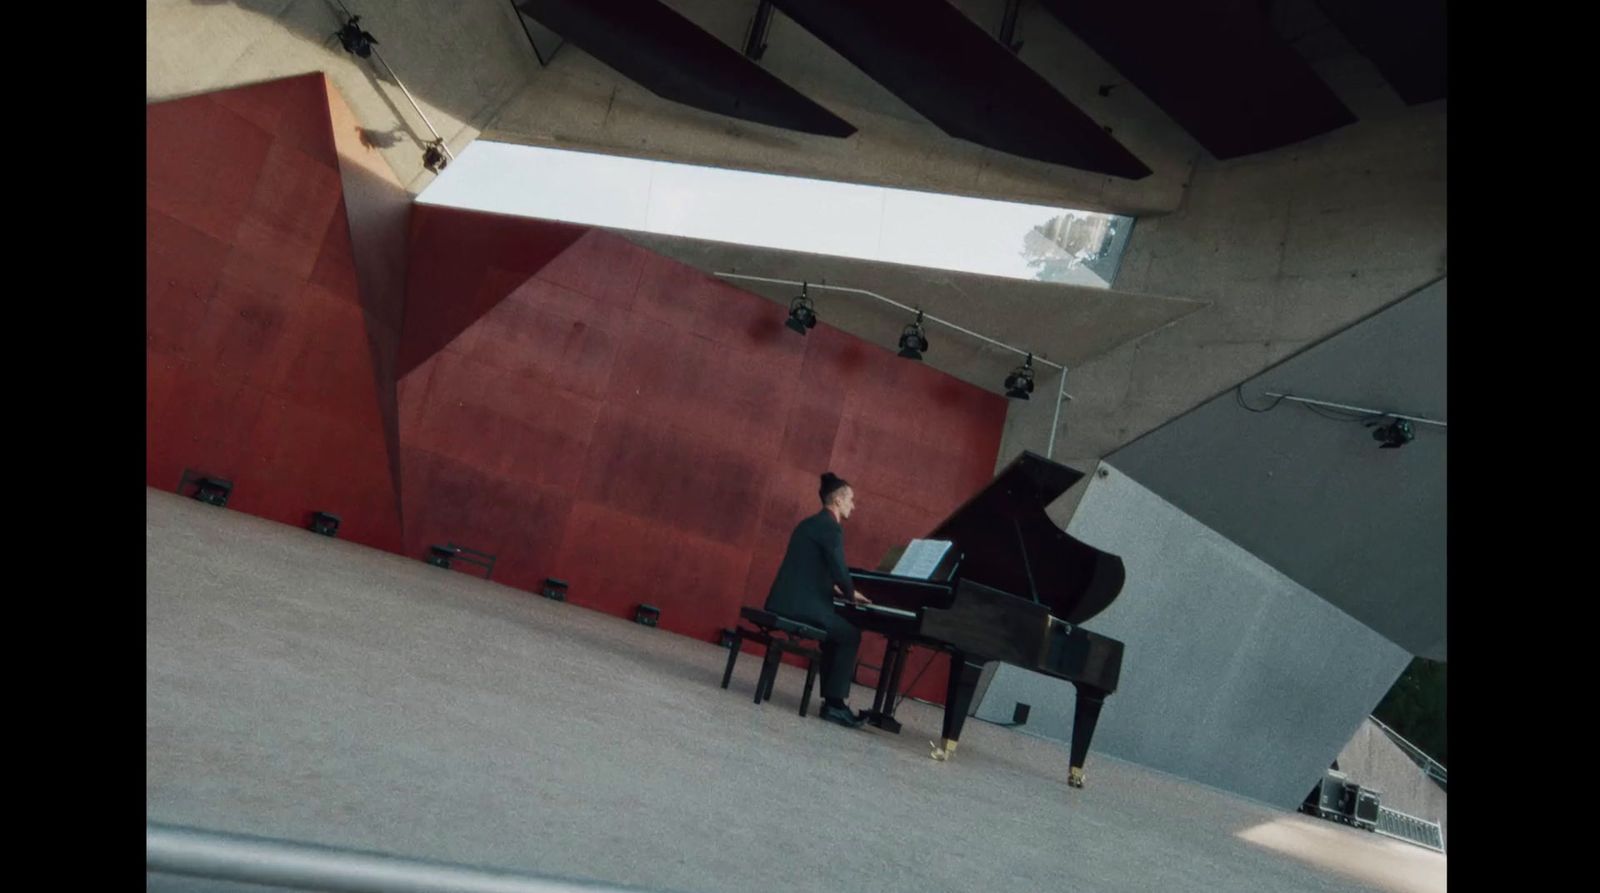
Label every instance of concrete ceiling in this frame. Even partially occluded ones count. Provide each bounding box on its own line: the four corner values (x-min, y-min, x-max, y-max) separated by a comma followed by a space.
1104, 278, 1447, 659
616, 229, 1205, 399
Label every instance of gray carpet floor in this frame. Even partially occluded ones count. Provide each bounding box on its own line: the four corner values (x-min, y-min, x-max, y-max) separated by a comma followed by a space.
146, 489, 1445, 893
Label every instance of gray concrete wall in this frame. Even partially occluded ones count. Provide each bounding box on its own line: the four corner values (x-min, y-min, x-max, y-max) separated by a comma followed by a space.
1337, 719, 1448, 844
1000, 101, 1445, 475
1104, 280, 1446, 659
974, 465, 1412, 810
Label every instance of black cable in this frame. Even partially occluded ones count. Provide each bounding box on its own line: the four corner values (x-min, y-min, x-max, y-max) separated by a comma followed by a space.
1234, 386, 1286, 413
1237, 387, 1392, 426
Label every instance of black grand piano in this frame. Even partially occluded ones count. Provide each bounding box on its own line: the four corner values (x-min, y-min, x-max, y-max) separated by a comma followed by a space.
833, 451, 1127, 788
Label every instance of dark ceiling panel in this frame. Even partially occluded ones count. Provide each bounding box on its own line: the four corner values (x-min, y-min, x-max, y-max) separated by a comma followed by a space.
516, 0, 855, 138
1314, 0, 1447, 105
767, 0, 1152, 179
1036, 0, 1357, 159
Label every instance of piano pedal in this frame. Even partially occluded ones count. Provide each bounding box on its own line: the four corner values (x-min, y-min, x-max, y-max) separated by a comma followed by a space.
928, 739, 958, 761
1067, 766, 1085, 789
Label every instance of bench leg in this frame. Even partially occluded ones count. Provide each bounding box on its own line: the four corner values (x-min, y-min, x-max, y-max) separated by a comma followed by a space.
756, 646, 780, 704
720, 631, 742, 689
762, 649, 781, 702
800, 657, 818, 717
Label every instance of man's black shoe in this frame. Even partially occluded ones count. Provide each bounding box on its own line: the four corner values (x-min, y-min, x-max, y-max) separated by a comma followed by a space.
819, 703, 866, 728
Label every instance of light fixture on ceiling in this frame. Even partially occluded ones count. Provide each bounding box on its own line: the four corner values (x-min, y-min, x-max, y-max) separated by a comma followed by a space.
715, 273, 1075, 459
422, 139, 450, 174
786, 283, 817, 334
335, 14, 378, 59
328, 6, 456, 174
1005, 354, 1036, 400
897, 310, 929, 360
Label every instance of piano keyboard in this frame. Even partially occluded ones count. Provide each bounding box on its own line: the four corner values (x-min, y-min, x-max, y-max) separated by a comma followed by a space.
833, 599, 918, 619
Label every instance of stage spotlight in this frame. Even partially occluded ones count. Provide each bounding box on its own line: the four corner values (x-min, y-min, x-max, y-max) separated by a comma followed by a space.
541, 578, 569, 601
335, 15, 379, 59
309, 511, 341, 537
193, 477, 233, 508
898, 311, 929, 360
1369, 418, 1416, 449
786, 284, 817, 334
635, 604, 661, 627
422, 140, 449, 174
1005, 354, 1035, 400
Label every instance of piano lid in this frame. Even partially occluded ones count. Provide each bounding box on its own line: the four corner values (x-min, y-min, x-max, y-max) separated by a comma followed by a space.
928, 451, 1126, 625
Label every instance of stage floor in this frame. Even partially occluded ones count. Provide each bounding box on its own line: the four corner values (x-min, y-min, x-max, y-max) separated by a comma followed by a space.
146, 489, 1444, 893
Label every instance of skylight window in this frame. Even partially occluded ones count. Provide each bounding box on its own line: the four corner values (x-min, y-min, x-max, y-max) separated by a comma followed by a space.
418, 141, 1135, 288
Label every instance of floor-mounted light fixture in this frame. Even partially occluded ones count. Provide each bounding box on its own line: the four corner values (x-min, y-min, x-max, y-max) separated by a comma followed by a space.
309, 511, 341, 537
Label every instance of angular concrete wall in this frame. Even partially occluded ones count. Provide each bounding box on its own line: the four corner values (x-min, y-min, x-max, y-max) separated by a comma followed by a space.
1337, 719, 1448, 843
1104, 280, 1447, 659
1005, 104, 1446, 474
974, 465, 1410, 808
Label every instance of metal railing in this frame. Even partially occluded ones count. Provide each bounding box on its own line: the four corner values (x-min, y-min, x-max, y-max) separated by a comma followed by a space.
711, 272, 1074, 459
147, 823, 678, 893
1368, 714, 1447, 789
330, 1, 456, 164
1375, 806, 1446, 853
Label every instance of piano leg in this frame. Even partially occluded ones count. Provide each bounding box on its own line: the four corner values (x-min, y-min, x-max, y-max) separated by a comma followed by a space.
1066, 684, 1108, 788
869, 639, 898, 715
866, 639, 904, 734
930, 657, 983, 761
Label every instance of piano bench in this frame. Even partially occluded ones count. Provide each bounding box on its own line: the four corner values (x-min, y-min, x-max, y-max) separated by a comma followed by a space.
721, 608, 828, 717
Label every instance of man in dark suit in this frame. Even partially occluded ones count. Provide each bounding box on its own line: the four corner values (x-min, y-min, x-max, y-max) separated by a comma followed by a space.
765, 472, 874, 728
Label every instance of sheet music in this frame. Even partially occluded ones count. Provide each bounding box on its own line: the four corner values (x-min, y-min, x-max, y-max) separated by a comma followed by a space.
890, 538, 954, 580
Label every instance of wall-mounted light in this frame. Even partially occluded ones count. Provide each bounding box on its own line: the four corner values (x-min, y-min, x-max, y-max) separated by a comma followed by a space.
422, 139, 449, 173
1368, 418, 1416, 449
786, 283, 817, 334
335, 14, 378, 59
1237, 388, 1445, 451
897, 310, 929, 360
1005, 354, 1035, 400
